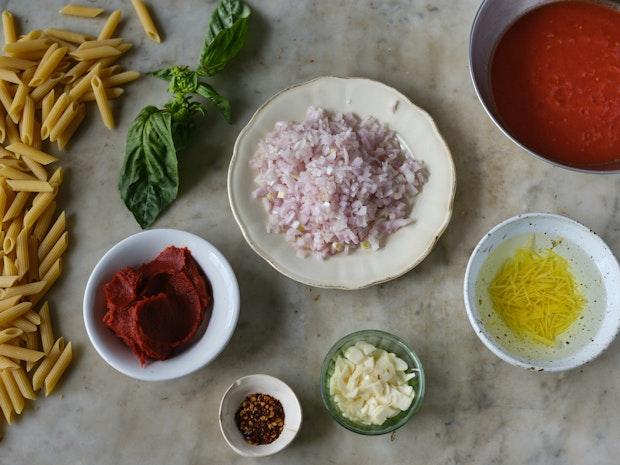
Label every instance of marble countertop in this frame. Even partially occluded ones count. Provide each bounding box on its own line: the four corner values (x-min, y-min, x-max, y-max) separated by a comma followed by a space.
3, 1, 620, 464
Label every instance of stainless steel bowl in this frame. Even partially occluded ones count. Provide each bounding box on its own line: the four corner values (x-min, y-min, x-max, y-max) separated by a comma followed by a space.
469, 0, 620, 173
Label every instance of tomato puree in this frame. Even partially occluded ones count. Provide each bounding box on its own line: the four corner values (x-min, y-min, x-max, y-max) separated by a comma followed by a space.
103, 246, 210, 365
491, 1, 620, 166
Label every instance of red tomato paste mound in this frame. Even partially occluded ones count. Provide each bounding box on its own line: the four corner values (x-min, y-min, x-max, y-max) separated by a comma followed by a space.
103, 246, 211, 365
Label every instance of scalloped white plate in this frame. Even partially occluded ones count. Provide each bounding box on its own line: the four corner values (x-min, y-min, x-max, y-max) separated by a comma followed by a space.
228, 76, 456, 289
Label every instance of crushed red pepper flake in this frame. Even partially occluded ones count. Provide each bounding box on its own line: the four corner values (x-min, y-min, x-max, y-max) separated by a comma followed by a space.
236, 393, 285, 445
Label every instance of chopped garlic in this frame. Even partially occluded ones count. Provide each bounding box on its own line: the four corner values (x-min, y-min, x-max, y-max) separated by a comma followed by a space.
329, 342, 416, 426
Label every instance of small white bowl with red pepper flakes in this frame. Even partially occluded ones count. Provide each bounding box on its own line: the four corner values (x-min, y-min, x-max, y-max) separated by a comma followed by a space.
219, 374, 302, 457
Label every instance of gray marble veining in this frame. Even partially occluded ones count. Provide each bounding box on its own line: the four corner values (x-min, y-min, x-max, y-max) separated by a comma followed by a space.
1, 1, 619, 464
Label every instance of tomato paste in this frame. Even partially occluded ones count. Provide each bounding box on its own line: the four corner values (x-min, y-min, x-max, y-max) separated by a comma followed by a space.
103, 246, 210, 365
491, 1, 620, 166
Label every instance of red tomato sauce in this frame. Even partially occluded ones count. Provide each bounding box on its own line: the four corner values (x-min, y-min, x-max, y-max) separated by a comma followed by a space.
491, 1, 620, 167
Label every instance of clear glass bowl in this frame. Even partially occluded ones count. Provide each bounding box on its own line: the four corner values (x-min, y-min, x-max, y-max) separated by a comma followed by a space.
320, 329, 426, 435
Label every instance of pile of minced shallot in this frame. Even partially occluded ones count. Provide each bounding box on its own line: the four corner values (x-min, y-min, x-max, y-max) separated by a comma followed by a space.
250, 107, 428, 259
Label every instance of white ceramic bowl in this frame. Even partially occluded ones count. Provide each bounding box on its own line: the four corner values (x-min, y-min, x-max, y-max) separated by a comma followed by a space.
464, 213, 620, 371
83, 229, 240, 381
219, 374, 302, 457
228, 76, 456, 289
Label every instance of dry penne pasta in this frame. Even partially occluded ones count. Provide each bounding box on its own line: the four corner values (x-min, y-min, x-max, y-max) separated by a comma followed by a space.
2, 255, 17, 276
0, 81, 13, 114
16, 228, 29, 276
0, 281, 46, 299
95, 42, 131, 68
49, 101, 80, 141
5, 39, 52, 54
8, 80, 27, 122
98, 9, 122, 40
21, 154, 47, 181
29, 47, 67, 87
102, 70, 140, 87
39, 232, 67, 277
11, 317, 36, 333
38, 301, 53, 353
0, 355, 19, 370
0, 343, 44, 362
24, 326, 37, 371
3, 191, 30, 222
0, 276, 19, 287
41, 92, 70, 138
0, 328, 22, 344
32, 337, 63, 390
131, 0, 162, 43
80, 86, 123, 102
61, 60, 92, 84
0, 302, 32, 325
27, 235, 39, 282
20, 95, 35, 145
30, 259, 60, 306
44, 28, 93, 44
0, 369, 24, 414
7, 179, 53, 192
5, 111, 20, 138
41, 89, 55, 123
38, 211, 65, 260
0, 68, 21, 84
0, 374, 14, 422
91, 75, 114, 128
44, 341, 71, 396
0, 109, 5, 142
30, 72, 63, 102
2, 11, 17, 45
57, 103, 85, 150
0, 296, 21, 312
60, 4, 104, 18
0, 56, 37, 70
33, 200, 55, 240
0, 165, 37, 180
70, 45, 120, 61
23, 310, 39, 325
11, 367, 35, 399
79, 38, 123, 50
68, 62, 100, 100
6, 142, 58, 165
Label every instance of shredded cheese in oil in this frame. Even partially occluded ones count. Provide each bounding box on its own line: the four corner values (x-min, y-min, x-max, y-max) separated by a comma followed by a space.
488, 246, 586, 346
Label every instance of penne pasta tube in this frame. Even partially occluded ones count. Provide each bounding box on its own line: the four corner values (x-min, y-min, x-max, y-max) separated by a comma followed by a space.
98, 9, 122, 40
33, 200, 55, 240
44, 28, 93, 44
6, 179, 53, 192
38, 231, 67, 277
130, 0, 162, 43
60, 4, 104, 18
5, 38, 53, 54
61, 60, 92, 84
0, 296, 21, 312
6, 142, 58, 165
0, 373, 14, 423
11, 317, 36, 333
0, 56, 37, 70
8, 80, 27, 122
29, 47, 67, 87
2, 11, 17, 45
49, 101, 79, 141
8, 49, 48, 60
30, 72, 63, 102
30, 259, 60, 306
2, 255, 17, 276
38, 301, 53, 353
80, 86, 123, 102
78, 38, 123, 50
11, 367, 36, 400
0, 369, 24, 414
40, 88, 55, 123
99, 64, 121, 78
0, 184, 6, 221
70, 45, 121, 61
6, 113, 20, 141
57, 103, 85, 150
21, 152, 48, 181
0, 81, 12, 114
0, 108, 5, 142
68, 62, 101, 100
3, 191, 29, 222
38, 211, 65, 260
19, 95, 34, 145
44, 341, 71, 396
41, 92, 70, 138
91, 75, 114, 128
94, 42, 131, 68
24, 323, 37, 371
16, 227, 29, 276
0, 355, 19, 370
102, 70, 140, 87
32, 337, 63, 390
0, 68, 22, 84
0, 281, 46, 299
0, 328, 22, 344
0, 165, 37, 180
0, 302, 33, 325
23, 310, 40, 325
0, 343, 44, 362
0, 275, 19, 287
27, 235, 39, 282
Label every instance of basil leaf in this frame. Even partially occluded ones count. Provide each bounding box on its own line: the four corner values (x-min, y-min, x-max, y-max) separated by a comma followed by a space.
150, 67, 175, 81
200, 0, 250, 75
196, 82, 231, 122
119, 106, 179, 228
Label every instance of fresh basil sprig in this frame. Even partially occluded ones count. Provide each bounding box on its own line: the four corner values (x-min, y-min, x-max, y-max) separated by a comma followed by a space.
119, 0, 250, 228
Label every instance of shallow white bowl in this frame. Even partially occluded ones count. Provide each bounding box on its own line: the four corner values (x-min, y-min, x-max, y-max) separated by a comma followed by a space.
464, 213, 620, 371
83, 229, 240, 381
228, 76, 456, 289
219, 374, 302, 457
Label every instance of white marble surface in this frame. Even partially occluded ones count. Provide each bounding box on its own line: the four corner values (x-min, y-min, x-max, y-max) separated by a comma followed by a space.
2, 0, 620, 464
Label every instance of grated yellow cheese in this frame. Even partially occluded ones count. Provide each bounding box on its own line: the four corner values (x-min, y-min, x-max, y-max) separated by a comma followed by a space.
488, 246, 586, 346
